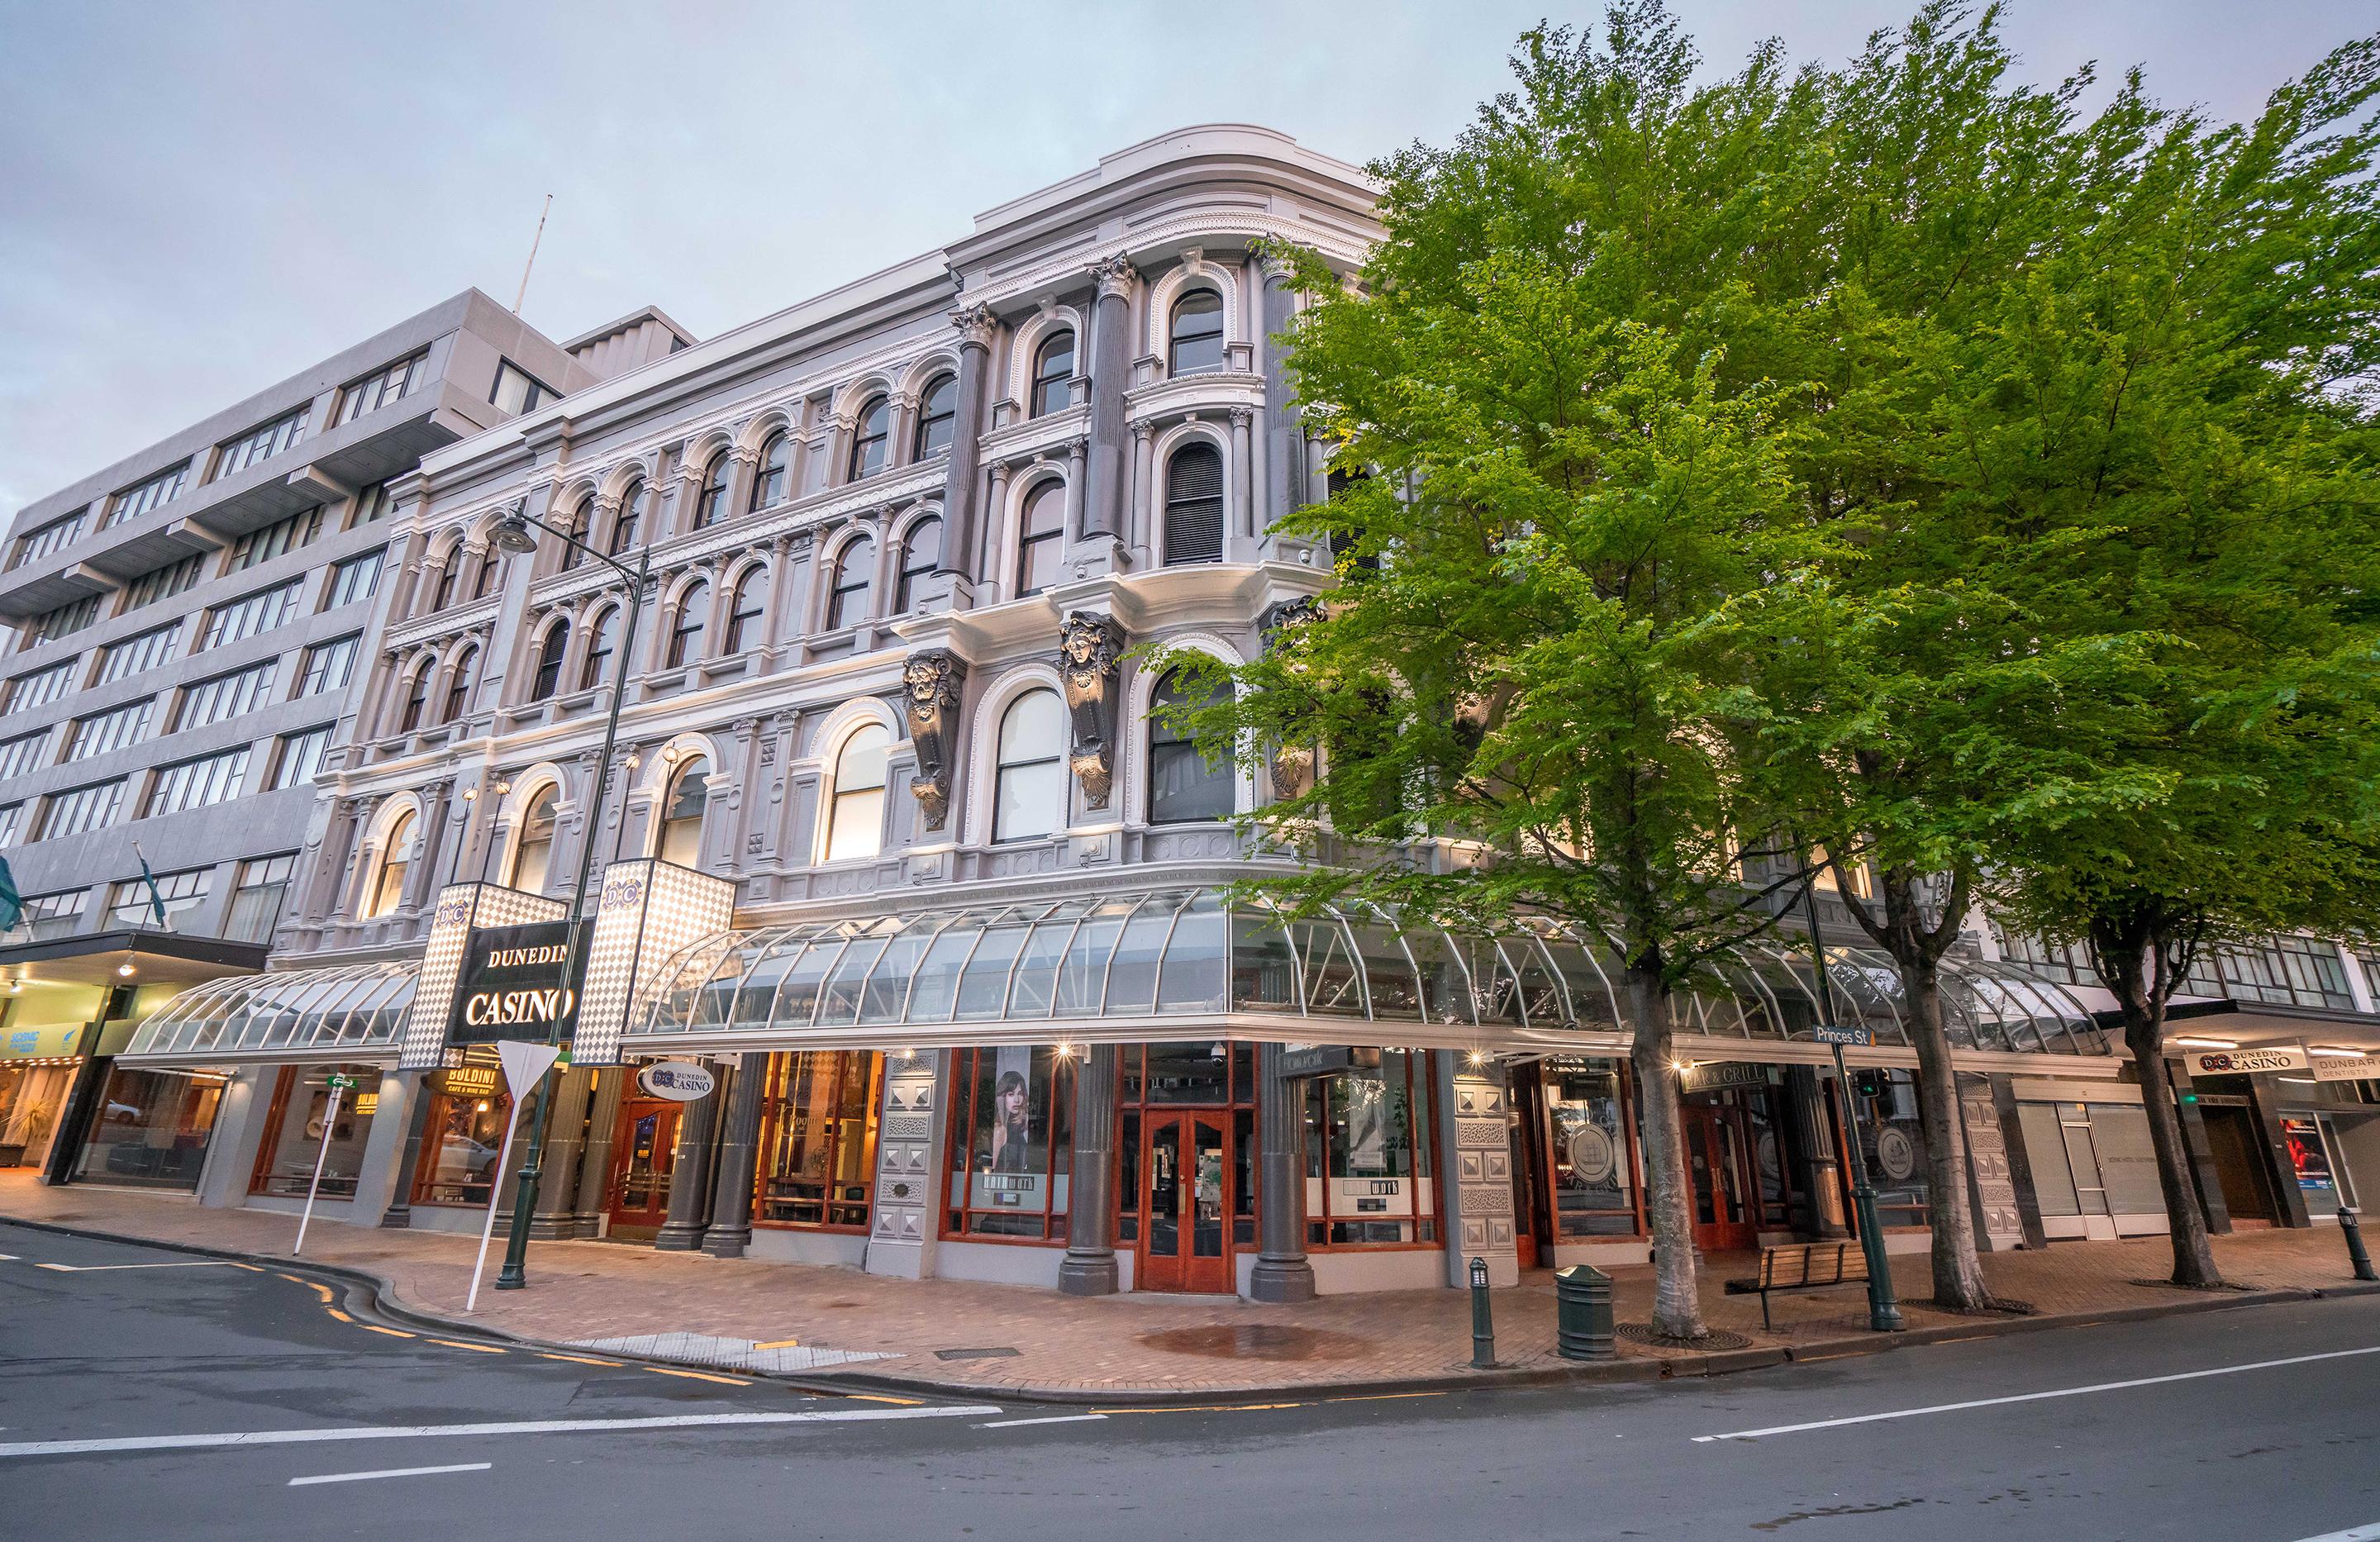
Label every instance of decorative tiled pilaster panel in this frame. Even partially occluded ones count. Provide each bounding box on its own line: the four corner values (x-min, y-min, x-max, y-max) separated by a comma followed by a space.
866, 1051, 945, 1279
1451, 1069, 1520, 1287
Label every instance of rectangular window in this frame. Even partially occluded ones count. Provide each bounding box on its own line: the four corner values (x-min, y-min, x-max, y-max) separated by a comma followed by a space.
0, 729, 50, 779
490, 359, 558, 415
22, 890, 87, 940
142, 747, 250, 818
296, 635, 359, 698
34, 778, 126, 840
944, 1045, 1075, 1241
412, 1074, 512, 1206
201, 579, 302, 649
101, 463, 191, 529
754, 1051, 883, 1230
5, 659, 79, 715
1302, 1049, 1440, 1247
225, 507, 323, 572
24, 595, 101, 646
224, 852, 297, 944
325, 548, 384, 609
64, 697, 153, 761
2187, 935, 2359, 1011
96, 621, 183, 684
0, 804, 19, 846
174, 659, 278, 731
72, 1067, 223, 1189
121, 552, 205, 612
350, 481, 397, 526
249, 1065, 384, 1197
333, 350, 431, 426
105, 865, 211, 929
267, 725, 332, 791
10, 508, 88, 570
212, 405, 310, 480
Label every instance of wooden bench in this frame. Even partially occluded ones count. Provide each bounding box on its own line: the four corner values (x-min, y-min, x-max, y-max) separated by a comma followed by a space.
1724, 1241, 1870, 1330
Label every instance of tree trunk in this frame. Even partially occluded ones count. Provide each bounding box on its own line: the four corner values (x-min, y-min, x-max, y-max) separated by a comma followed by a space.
2124, 1013, 2224, 1288
1899, 952, 1994, 1310
1626, 964, 1707, 1340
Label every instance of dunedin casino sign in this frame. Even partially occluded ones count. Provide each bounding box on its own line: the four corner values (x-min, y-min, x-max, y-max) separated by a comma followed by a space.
449, 920, 583, 1046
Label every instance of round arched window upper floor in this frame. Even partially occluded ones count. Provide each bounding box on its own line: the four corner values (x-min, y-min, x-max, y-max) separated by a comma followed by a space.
896, 518, 941, 613
608, 481, 644, 557
658, 755, 709, 868
364, 807, 416, 919
750, 431, 790, 512
442, 646, 479, 724
1016, 480, 1064, 597
994, 688, 1066, 843
828, 537, 873, 631
562, 496, 594, 571
1030, 332, 1076, 416
825, 722, 892, 862
430, 548, 460, 613
1148, 669, 1232, 825
848, 396, 892, 481
579, 605, 620, 691
471, 549, 502, 601
1162, 442, 1225, 565
509, 783, 560, 893
693, 451, 732, 531
1169, 289, 1226, 375
724, 569, 766, 654
914, 375, 958, 459
667, 581, 708, 669
398, 662, 431, 731
529, 618, 569, 702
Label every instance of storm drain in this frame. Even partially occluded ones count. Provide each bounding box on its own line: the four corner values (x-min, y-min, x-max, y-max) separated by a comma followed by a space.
934, 1346, 1022, 1361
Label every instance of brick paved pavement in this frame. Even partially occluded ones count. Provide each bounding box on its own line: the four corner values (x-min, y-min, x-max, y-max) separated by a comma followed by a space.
6, 1173, 2372, 1399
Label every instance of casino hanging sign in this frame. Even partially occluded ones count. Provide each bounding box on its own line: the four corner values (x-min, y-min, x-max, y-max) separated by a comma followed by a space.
449, 920, 583, 1046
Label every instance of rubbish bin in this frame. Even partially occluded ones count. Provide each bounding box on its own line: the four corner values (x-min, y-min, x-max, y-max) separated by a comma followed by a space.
1554, 1263, 1615, 1361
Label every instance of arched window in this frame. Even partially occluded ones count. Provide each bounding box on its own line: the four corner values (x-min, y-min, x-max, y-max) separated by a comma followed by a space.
364, 807, 416, 919
562, 496, 593, 572
1169, 289, 1226, 375
666, 581, 707, 669
913, 374, 958, 459
398, 663, 431, 732
896, 517, 941, 613
1148, 669, 1232, 824
508, 784, 559, 892
579, 606, 619, 691
993, 688, 1065, 843
1030, 331, 1075, 416
847, 396, 891, 481
529, 618, 569, 702
658, 755, 708, 867
725, 569, 765, 654
825, 723, 892, 862
471, 550, 501, 601
693, 451, 731, 531
442, 646, 478, 723
1163, 442, 1225, 565
1016, 479, 1064, 597
827, 537, 873, 631
431, 550, 459, 612
607, 480, 643, 557
750, 431, 789, 512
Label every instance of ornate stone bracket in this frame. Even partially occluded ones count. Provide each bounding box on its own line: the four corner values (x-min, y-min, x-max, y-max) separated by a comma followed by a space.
903, 648, 969, 830
1058, 612, 1126, 810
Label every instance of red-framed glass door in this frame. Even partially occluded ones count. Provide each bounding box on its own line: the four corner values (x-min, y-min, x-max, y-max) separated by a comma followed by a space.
607, 1097, 680, 1235
1138, 1112, 1232, 1292
1683, 1105, 1759, 1253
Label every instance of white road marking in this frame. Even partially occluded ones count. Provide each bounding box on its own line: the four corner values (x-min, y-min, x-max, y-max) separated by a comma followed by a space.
1695, 1344, 2380, 1442
288, 1462, 492, 1487
2287, 1527, 2380, 1542
32, 1261, 242, 1273
975, 1414, 1109, 1430
0, 1404, 1004, 1459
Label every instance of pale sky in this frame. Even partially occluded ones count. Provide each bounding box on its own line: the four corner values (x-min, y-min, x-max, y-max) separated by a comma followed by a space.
0, 0, 2367, 515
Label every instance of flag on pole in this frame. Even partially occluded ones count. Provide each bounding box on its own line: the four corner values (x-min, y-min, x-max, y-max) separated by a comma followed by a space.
0, 855, 21, 935
133, 842, 169, 929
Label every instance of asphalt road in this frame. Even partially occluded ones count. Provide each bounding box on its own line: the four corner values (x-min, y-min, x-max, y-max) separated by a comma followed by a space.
2, 1218, 2377, 1542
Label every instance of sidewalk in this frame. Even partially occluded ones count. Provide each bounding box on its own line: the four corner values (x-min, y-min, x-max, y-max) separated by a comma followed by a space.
6, 1172, 2372, 1402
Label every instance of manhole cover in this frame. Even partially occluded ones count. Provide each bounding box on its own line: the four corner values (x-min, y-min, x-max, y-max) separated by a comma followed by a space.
1135, 1323, 1373, 1362
934, 1346, 1021, 1361
1615, 1323, 1754, 1351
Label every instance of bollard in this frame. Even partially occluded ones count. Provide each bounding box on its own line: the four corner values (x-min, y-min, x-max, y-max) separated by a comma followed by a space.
1468, 1255, 1496, 1368
1554, 1263, 1616, 1361
2342, 1208, 2378, 1283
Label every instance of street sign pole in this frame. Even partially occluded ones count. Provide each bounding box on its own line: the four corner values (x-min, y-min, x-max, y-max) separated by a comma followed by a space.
1801, 887, 1905, 1334
469, 1040, 563, 1311
291, 1074, 352, 1258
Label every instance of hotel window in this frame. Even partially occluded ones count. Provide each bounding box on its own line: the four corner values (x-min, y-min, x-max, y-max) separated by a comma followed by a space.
25, 595, 101, 646
398, 664, 430, 731
724, 571, 764, 654
509, 783, 559, 892
326, 548, 384, 609
607, 481, 644, 557
202, 578, 302, 649
824, 723, 889, 862
430, 551, 460, 612
296, 635, 358, 698
226, 507, 323, 573
143, 746, 250, 818
175, 659, 278, 732
913, 374, 958, 459
0, 729, 50, 779
267, 725, 332, 791
693, 452, 731, 531
248, 1066, 383, 1198
490, 359, 556, 416
11, 508, 87, 569
529, 619, 569, 701
6, 659, 79, 714
35, 778, 126, 840
105, 866, 211, 929
657, 756, 708, 867
65, 698, 152, 762
1147, 669, 1232, 824
350, 480, 397, 526
895, 518, 940, 613
121, 552, 204, 612
469, 550, 501, 602
441, 647, 478, 723
1030, 331, 1075, 416
826, 537, 873, 631
1016, 480, 1064, 597
0, 803, 19, 847
22, 890, 89, 940
213, 405, 309, 479
225, 853, 296, 943
750, 431, 789, 512
665, 583, 707, 669
755, 1051, 883, 1229
946, 1046, 1075, 1240
847, 397, 892, 481
1169, 288, 1226, 374
1302, 1049, 1440, 1247
364, 807, 416, 919
97, 621, 183, 684
559, 495, 593, 571
334, 350, 430, 426
578, 607, 619, 691
1162, 443, 1225, 564
101, 462, 190, 528
993, 689, 1064, 842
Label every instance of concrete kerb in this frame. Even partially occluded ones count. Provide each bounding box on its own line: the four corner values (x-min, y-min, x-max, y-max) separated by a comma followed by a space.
8, 1209, 2379, 1407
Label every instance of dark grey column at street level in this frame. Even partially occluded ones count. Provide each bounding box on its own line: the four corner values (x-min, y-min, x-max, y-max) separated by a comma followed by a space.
574, 1064, 627, 1235
1081, 255, 1135, 541
1783, 1064, 1849, 1239
1259, 256, 1304, 532
1249, 1041, 1316, 1302
530, 1066, 596, 1239
378, 1071, 437, 1229
1058, 1045, 1120, 1296
654, 1071, 726, 1252
702, 1053, 769, 1259
937, 306, 995, 585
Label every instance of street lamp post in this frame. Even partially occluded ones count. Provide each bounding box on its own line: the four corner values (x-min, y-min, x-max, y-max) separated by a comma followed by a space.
484, 497, 653, 1292
1800, 879, 1906, 1334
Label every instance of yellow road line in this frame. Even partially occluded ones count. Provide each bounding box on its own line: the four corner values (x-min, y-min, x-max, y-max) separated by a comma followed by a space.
326, 1308, 354, 1324
537, 1352, 621, 1368
360, 1325, 415, 1339
645, 1367, 750, 1386
1324, 1391, 1447, 1404
427, 1338, 507, 1355
752, 1337, 802, 1350
231, 1263, 264, 1273
835, 1393, 922, 1406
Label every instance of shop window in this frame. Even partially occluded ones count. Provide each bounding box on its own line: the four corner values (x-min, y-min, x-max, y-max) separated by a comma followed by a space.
945, 1045, 1075, 1240
825, 723, 891, 862
1169, 288, 1226, 374
1843, 1067, 1929, 1226
1302, 1049, 1439, 1247
658, 756, 709, 867
510, 783, 559, 892
755, 1051, 882, 1228
413, 1070, 511, 1206
1016, 480, 1064, 597
1147, 669, 1232, 824
364, 807, 416, 919
73, 1067, 226, 1190
1537, 1056, 1642, 1237
249, 1065, 383, 1198
993, 689, 1065, 842
1030, 331, 1075, 416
